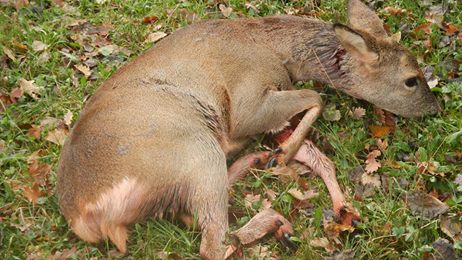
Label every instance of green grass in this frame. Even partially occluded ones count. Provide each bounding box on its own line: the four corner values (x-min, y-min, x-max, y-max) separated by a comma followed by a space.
1, 0, 461, 259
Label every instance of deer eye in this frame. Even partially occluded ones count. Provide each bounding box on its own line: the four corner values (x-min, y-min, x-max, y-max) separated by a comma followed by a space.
405, 77, 419, 88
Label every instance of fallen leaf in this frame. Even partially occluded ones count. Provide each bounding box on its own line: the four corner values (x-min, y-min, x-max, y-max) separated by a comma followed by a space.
324, 250, 355, 260
310, 237, 334, 253
27, 149, 46, 164
384, 159, 401, 169
270, 165, 299, 182
425, 5, 446, 28
440, 215, 462, 242
244, 193, 261, 209
288, 188, 318, 201
219, 4, 233, 18
376, 139, 388, 152
28, 161, 51, 183
15, 0, 29, 10
261, 198, 272, 210
3, 47, 16, 61
365, 150, 381, 174
427, 76, 439, 89
406, 191, 449, 218
383, 6, 406, 16
10, 87, 24, 102
414, 22, 432, 35
369, 125, 392, 138
38, 51, 50, 63
143, 16, 158, 24
248, 244, 271, 259
349, 107, 366, 119
28, 124, 41, 139
145, 32, 167, 43
361, 173, 381, 188
98, 44, 116, 56
24, 182, 41, 204
454, 174, 462, 191
40, 117, 60, 128
323, 219, 354, 239
265, 189, 278, 201
50, 246, 78, 260
19, 78, 42, 100
432, 238, 456, 260
45, 128, 68, 145
63, 110, 73, 127
445, 23, 458, 36
74, 64, 91, 77
31, 40, 48, 52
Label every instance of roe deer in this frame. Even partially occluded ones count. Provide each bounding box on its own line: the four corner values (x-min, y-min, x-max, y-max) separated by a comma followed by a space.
57, 0, 440, 258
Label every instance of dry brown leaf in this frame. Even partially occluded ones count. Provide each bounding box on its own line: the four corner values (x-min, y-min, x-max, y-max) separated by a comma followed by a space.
323, 219, 354, 239
24, 182, 41, 204
38, 51, 50, 63
369, 125, 392, 138
32, 40, 48, 52
365, 150, 381, 174
349, 107, 366, 119
142, 16, 158, 24
376, 139, 388, 152
432, 238, 457, 260
3, 47, 16, 61
309, 237, 334, 253
415, 22, 432, 35
244, 193, 261, 209
445, 23, 458, 36
261, 198, 272, 210
384, 159, 401, 169
270, 165, 299, 182
324, 250, 355, 260
28, 124, 41, 139
28, 160, 51, 183
248, 245, 271, 259
219, 4, 233, 18
74, 64, 91, 77
406, 191, 449, 218
63, 110, 73, 127
9, 87, 23, 102
361, 173, 381, 188
19, 78, 42, 100
50, 246, 78, 260
15, 0, 29, 10
383, 6, 406, 16
287, 188, 318, 201
27, 149, 45, 164
265, 189, 278, 201
40, 117, 60, 128
440, 215, 462, 242
145, 32, 167, 43
45, 128, 68, 145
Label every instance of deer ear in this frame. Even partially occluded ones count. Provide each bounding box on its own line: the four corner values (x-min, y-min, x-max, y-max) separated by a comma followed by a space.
334, 24, 378, 63
348, 0, 387, 38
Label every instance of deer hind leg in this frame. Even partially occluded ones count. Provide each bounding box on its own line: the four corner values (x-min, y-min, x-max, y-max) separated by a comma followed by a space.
192, 180, 228, 260
293, 140, 360, 225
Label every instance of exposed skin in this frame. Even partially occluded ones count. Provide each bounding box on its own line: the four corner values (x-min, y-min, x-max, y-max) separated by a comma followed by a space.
57, 0, 440, 259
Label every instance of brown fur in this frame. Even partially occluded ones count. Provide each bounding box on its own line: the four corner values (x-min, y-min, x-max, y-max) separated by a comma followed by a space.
57, 1, 439, 259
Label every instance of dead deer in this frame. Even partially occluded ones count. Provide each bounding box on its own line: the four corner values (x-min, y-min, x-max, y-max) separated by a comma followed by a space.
57, 0, 440, 258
